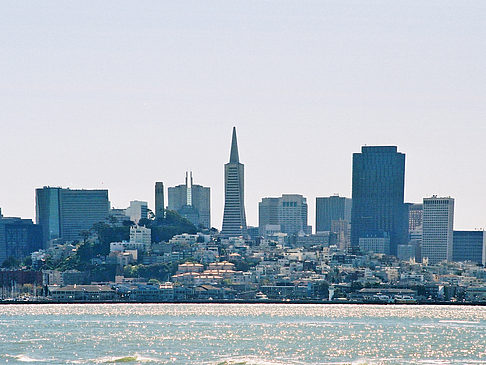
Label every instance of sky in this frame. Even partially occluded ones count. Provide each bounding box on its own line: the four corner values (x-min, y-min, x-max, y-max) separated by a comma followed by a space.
0, 1, 485, 230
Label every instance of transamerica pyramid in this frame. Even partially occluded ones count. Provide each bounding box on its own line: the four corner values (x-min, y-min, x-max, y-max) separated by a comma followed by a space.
221, 127, 247, 237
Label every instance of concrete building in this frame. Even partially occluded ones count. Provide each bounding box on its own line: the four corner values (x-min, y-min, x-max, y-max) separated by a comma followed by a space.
359, 233, 390, 255
130, 225, 151, 246
125, 201, 148, 224
109, 208, 130, 226
422, 196, 454, 264
35, 187, 110, 245
221, 127, 247, 237
315, 195, 351, 233
259, 194, 310, 236
407, 203, 423, 232
155, 182, 164, 220
168, 172, 210, 228
453, 230, 486, 266
258, 198, 280, 234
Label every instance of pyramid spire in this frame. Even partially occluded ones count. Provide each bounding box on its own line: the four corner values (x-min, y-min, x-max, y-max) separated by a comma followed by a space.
229, 126, 239, 163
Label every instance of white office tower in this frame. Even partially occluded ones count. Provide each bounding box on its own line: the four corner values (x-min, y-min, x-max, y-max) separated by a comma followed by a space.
422, 196, 454, 264
125, 201, 148, 224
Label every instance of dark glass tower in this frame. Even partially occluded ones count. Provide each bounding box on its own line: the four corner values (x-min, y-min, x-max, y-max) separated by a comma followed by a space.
351, 146, 408, 255
315, 195, 352, 232
221, 127, 247, 237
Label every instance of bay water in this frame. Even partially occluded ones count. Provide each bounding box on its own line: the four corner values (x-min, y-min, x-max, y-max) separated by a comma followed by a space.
0, 304, 485, 364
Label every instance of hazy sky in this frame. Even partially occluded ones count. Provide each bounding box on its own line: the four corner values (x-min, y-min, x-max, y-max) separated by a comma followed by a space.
1, 1, 485, 230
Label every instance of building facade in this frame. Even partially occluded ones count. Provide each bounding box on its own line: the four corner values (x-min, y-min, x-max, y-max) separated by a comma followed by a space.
452, 230, 485, 266
258, 198, 280, 234
0, 216, 42, 265
36, 187, 110, 245
221, 127, 247, 237
407, 203, 423, 232
259, 195, 310, 236
168, 172, 210, 229
422, 196, 454, 264
125, 201, 148, 224
315, 195, 352, 232
351, 146, 408, 256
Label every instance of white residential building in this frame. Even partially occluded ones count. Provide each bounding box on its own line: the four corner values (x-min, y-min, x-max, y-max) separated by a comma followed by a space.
130, 225, 151, 246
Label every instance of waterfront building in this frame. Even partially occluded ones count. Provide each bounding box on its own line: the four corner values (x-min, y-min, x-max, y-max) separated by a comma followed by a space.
168, 172, 210, 229
36, 187, 110, 245
452, 230, 485, 266
422, 196, 454, 264
221, 127, 247, 237
0, 216, 42, 265
155, 182, 165, 220
315, 195, 351, 232
351, 146, 408, 256
125, 200, 148, 224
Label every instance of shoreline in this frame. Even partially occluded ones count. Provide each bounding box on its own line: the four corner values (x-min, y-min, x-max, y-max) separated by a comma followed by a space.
1, 299, 485, 306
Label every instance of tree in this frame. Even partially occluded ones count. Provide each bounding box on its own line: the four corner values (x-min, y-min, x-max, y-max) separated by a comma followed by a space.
1, 256, 20, 269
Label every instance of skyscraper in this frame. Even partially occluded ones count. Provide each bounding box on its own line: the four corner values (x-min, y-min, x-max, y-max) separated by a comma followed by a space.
452, 230, 486, 266
259, 197, 280, 234
351, 146, 408, 256
0, 216, 42, 265
258, 194, 310, 236
315, 195, 352, 232
422, 196, 454, 264
168, 172, 210, 228
36, 187, 110, 246
221, 127, 247, 237
155, 182, 164, 220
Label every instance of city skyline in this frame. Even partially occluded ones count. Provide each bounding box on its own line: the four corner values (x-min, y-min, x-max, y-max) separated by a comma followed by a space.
1, 2, 485, 230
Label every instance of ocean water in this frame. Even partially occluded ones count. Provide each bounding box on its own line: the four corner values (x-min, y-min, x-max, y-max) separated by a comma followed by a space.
0, 304, 485, 364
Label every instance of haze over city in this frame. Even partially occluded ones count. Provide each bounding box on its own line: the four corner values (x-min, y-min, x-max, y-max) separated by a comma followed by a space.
1, 1, 485, 230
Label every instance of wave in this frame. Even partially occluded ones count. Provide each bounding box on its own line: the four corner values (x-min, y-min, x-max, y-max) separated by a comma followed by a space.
97, 354, 160, 363
5, 354, 50, 362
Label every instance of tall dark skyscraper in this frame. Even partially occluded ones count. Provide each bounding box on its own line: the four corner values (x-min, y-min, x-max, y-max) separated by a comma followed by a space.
351, 146, 408, 255
0, 215, 42, 265
221, 127, 247, 237
36, 187, 110, 246
315, 195, 352, 232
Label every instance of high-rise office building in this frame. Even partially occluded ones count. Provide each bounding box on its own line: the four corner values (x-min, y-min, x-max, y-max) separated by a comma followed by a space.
168, 172, 210, 228
155, 182, 164, 220
125, 201, 148, 224
258, 194, 310, 236
278, 194, 309, 235
0, 215, 42, 264
407, 203, 423, 232
258, 197, 280, 234
351, 146, 408, 256
36, 187, 110, 245
221, 127, 247, 237
422, 196, 454, 264
315, 195, 352, 232
452, 230, 485, 266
